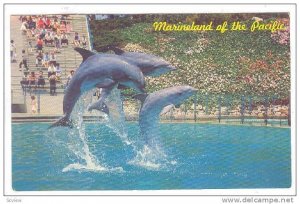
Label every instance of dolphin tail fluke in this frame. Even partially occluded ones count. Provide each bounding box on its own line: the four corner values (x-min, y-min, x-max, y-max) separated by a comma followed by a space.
49, 116, 73, 129
98, 45, 125, 55
109, 46, 125, 55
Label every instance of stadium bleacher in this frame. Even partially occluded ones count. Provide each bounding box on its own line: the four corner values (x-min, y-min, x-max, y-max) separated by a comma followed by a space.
11, 15, 91, 114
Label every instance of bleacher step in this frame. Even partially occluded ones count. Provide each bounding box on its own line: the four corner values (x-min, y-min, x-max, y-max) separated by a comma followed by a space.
11, 14, 91, 114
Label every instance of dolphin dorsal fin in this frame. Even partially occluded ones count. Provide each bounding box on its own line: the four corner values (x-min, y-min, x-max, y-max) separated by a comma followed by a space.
133, 93, 148, 104
110, 47, 125, 55
74, 47, 96, 62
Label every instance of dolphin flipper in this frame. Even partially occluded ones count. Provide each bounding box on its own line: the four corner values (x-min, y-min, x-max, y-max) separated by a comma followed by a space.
160, 104, 175, 115
88, 101, 109, 114
74, 47, 96, 63
49, 115, 73, 129
88, 86, 114, 112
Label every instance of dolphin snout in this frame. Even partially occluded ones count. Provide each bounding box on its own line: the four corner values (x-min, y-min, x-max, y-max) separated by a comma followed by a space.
159, 64, 176, 72
190, 87, 198, 93
167, 64, 177, 71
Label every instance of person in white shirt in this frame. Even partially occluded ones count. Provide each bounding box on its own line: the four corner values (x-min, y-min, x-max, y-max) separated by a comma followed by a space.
42, 52, 50, 67
49, 52, 57, 65
81, 35, 87, 48
55, 63, 62, 81
20, 21, 28, 34
61, 32, 69, 46
47, 63, 57, 78
66, 70, 74, 87
10, 40, 16, 63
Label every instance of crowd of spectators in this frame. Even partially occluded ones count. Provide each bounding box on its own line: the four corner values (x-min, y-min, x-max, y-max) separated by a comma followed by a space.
15, 15, 86, 96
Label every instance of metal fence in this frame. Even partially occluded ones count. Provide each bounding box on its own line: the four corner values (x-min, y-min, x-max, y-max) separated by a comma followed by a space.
14, 86, 290, 126
120, 93, 290, 126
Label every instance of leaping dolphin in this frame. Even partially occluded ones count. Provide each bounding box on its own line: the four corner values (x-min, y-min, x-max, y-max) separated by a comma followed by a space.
100, 46, 177, 77
49, 50, 145, 128
134, 86, 198, 146
85, 47, 177, 112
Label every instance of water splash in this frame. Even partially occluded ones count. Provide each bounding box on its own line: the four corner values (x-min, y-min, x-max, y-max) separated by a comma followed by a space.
98, 88, 175, 170
103, 88, 131, 145
129, 144, 177, 171
129, 121, 177, 170
48, 89, 174, 172
62, 91, 124, 173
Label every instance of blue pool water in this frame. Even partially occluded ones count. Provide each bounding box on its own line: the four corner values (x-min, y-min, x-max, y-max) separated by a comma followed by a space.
12, 122, 291, 190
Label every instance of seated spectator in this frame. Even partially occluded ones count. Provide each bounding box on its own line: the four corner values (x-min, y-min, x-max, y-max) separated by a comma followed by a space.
49, 73, 57, 96
36, 37, 44, 51
61, 14, 69, 21
30, 20, 37, 30
44, 17, 51, 29
44, 32, 54, 46
54, 34, 61, 53
48, 62, 56, 78
42, 52, 50, 67
81, 35, 87, 48
60, 21, 67, 33
49, 52, 57, 65
20, 74, 29, 85
37, 71, 46, 87
37, 17, 44, 29
39, 27, 47, 39
27, 71, 37, 88
53, 15, 58, 22
61, 17, 67, 23
52, 20, 60, 32
30, 19, 37, 30
60, 15, 67, 25
73, 32, 80, 46
55, 63, 62, 81
20, 74, 29, 94
35, 51, 43, 67
66, 21, 72, 33
27, 16, 36, 30
61, 32, 68, 46
45, 32, 53, 45
19, 49, 28, 71
66, 70, 74, 87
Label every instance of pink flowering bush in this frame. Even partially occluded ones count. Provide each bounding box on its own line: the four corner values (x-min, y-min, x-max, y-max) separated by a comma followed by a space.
271, 18, 290, 45
119, 18, 290, 99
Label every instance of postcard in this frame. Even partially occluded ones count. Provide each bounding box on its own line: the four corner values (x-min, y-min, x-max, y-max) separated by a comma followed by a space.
2, 2, 298, 204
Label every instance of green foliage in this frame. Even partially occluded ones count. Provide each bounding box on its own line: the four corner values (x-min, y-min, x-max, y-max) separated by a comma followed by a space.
89, 14, 290, 99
